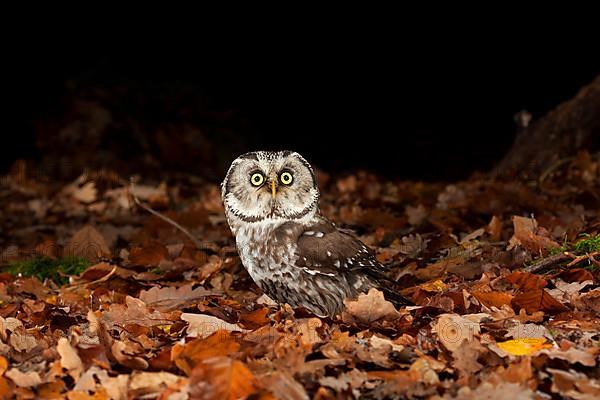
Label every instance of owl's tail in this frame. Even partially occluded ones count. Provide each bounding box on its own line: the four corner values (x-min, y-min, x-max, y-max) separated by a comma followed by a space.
367, 271, 414, 307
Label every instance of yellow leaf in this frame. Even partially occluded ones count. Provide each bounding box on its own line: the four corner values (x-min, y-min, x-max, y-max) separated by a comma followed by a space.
420, 279, 447, 292
497, 338, 552, 356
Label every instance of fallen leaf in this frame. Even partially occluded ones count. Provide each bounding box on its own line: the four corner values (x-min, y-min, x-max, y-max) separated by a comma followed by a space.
342, 288, 400, 324
496, 338, 552, 356
506, 271, 547, 290
537, 347, 597, 367
57, 338, 84, 379
73, 181, 97, 204
452, 382, 535, 400
102, 296, 179, 331
547, 368, 600, 398
111, 340, 149, 370
8, 331, 38, 353
508, 215, 560, 254
472, 291, 513, 309
129, 240, 168, 266
256, 371, 308, 400
319, 369, 368, 393
129, 371, 183, 397
172, 330, 240, 375
64, 225, 111, 262
432, 314, 480, 353
486, 215, 502, 242
182, 313, 248, 338
189, 357, 257, 400
512, 289, 569, 313
5, 369, 41, 388
295, 318, 323, 347
72, 366, 128, 400
139, 284, 214, 311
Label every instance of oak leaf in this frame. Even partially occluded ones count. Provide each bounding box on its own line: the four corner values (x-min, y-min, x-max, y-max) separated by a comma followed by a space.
189, 357, 257, 400
512, 289, 569, 313
342, 288, 399, 324
64, 225, 111, 262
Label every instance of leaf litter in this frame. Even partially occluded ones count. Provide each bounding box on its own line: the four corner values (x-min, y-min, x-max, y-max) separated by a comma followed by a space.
0, 154, 599, 399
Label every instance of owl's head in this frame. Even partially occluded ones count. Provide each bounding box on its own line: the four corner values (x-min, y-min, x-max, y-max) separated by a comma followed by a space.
221, 151, 319, 224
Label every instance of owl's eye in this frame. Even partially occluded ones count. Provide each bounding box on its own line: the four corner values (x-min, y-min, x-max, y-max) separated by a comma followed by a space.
279, 171, 293, 185
250, 172, 265, 186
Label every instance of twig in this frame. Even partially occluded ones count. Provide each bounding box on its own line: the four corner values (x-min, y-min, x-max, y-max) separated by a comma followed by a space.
66, 265, 118, 290
129, 178, 203, 249
524, 252, 571, 273
566, 251, 600, 267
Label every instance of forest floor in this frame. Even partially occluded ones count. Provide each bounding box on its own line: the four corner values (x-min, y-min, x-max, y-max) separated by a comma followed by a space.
0, 153, 599, 399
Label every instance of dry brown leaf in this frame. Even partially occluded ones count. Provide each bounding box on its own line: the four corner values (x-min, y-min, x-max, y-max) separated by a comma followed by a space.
182, 313, 248, 338
102, 296, 179, 331
486, 215, 502, 242
64, 225, 111, 262
256, 371, 308, 400
129, 240, 168, 266
8, 331, 38, 353
172, 330, 241, 375
512, 289, 569, 314
189, 357, 257, 400
0, 377, 12, 400
431, 314, 480, 353
57, 338, 84, 380
508, 215, 560, 254
319, 369, 368, 393
129, 371, 183, 397
557, 268, 595, 283
0, 357, 7, 376
5, 369, 41, 388
506, 271, 547, 290
342, 288, 399, 324
452, 382, 535, 400
72, 366, 128, 399
472, 290, 513, 309
72, 181, 98, 204
453, 340, 484, 379
111, 340, 149, 370
139, 284, 214, 311
537, 347, 597, 367
547, 368, 600, 398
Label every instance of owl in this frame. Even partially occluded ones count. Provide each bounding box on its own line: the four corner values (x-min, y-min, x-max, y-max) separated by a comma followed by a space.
221, 150, 411, 317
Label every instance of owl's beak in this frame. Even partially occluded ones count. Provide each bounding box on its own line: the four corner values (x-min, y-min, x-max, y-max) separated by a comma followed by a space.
270, 180, 277, 199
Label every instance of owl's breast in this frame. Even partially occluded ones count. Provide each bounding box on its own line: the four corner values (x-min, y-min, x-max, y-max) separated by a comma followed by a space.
234, 221, 298, 284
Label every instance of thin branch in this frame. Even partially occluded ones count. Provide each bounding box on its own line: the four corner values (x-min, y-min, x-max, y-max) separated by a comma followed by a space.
524, 252, 571, 273
129, 178, 202, 249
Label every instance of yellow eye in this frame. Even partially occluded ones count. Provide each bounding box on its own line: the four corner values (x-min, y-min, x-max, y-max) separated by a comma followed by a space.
250, 172, 264, 186
280, 171, 293, 185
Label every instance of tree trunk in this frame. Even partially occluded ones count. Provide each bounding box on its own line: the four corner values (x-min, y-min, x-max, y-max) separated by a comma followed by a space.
493, 75, 600, 179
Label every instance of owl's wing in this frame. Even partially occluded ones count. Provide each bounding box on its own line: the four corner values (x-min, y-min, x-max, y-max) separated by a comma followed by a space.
273, 218, 413, 306
292, 220, 382, 275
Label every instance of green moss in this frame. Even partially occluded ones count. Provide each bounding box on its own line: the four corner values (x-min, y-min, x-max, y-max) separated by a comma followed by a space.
6, 257, 91, 285
548, 245, 567, 256
573, 234, 600, 254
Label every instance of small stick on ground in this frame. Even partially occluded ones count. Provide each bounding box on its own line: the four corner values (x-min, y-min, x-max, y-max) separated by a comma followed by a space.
566, 251, 600, 267
129, 178, 203, 249
525, 252, 572, 273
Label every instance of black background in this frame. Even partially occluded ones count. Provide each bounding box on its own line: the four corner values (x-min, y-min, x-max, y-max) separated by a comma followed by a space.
4, 28, 600, 181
